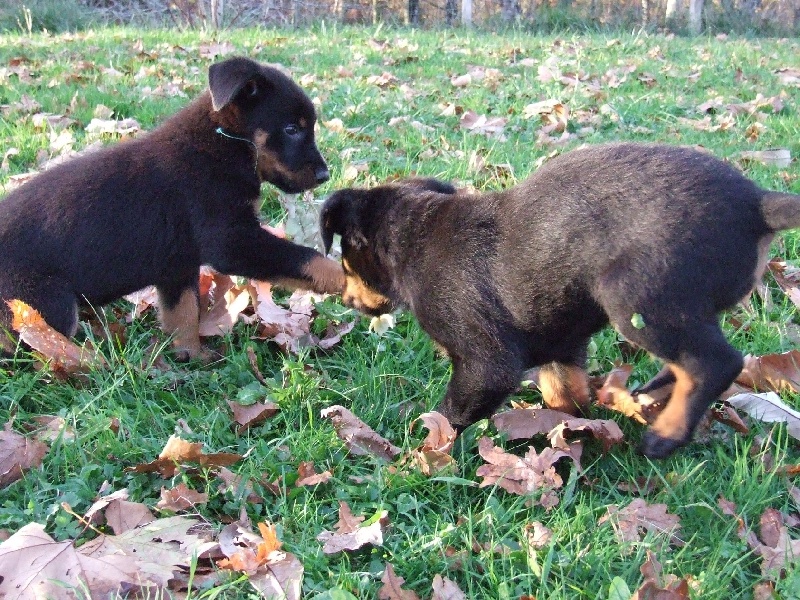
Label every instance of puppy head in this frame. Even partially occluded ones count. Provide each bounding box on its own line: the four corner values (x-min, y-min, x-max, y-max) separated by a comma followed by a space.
320, 178, 456, 316
320, 189, 395, 316
209, 57, 329, 194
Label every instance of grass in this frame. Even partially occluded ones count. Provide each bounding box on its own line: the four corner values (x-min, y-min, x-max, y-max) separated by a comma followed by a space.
1, 25, 800, 599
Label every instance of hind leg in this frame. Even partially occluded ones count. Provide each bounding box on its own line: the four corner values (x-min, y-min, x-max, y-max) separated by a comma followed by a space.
538, 362, 591, 415
157, 279, 202, 360
614, 317, 742, 458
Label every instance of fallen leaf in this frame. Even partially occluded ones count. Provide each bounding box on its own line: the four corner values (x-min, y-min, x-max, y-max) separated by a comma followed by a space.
317, 505, 390, 554
739, 508, 800, 577
431, 574, 466, 600
296, 461, 333, 487
105, 499, 155, 534
156, 482, 209, 512
29, 415, 75, 443
475, 437, 567, 506
523, 521, 553, 549
631, 550, 690, 599
408, 411, 456, 475
739, 149, 791, 168
726, 392, 800, 442
333, 500, 365, 533
595, 365, 661, 425
125, 435, 242, 478
547, 417, 624, 453
7, 299, 105, 376
598, 499, 683, 548
735, 351, 800, 395
321, 405, 401, 461
379, 563, 421, 600
0, 421, 48, 489
227, 399, 280, 432
0, 523, 143, 599
492, 408, 577, 440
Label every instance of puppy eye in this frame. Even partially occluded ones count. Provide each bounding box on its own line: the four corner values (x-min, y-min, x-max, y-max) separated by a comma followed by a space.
284, 124, 301, 136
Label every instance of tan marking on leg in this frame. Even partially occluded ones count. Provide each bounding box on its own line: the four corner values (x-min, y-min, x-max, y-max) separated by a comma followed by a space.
158, 288, 202, 359
650, 364, 694, 441
538, 363, 591, 415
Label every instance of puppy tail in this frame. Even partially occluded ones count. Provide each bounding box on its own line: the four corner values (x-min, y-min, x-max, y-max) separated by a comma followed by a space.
761, 192, 800, 232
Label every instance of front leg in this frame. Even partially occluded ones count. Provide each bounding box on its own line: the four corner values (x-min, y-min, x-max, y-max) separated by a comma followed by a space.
157, 280, 202, 360
205, 222, 344, 294
437, 352, 523, 432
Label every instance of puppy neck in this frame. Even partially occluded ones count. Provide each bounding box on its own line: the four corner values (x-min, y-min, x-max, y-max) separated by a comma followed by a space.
215, 127, 259, 176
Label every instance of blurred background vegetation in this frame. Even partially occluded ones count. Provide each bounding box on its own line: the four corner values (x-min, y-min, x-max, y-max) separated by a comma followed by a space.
1, 0, 798, 34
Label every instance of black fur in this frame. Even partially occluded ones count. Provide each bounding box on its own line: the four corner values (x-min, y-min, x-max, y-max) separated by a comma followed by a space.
320, 143, 800, 459
0, 56, 344, 358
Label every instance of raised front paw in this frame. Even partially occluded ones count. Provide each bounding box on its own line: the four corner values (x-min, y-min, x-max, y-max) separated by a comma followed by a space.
303, 255, 346, 295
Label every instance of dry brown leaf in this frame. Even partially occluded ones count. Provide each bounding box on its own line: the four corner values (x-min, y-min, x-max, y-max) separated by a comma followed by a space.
216, 521, 303, 599
631, 550, 690, 600
739, 508, 800, 577
0, 523, 143, 599
316, 505, 390, 554
379, 563, 421, 600
295, 461, 333, 487
156, 482, 209, 512
547, 417, 624, 453
475, 437, 567, 506
78, 516, 214, 586
334, 500, 365, 533
523, 521, 553, 549
431, 574, 466, 600
459, 110, 507, 138
598, 499, 683, 548
7, 299, 105, 375
492, 408, 576, 440
105, 499, 155, 534
29, 414, 75, 443
0, 421, 49, 489
216, 467, 265, 503
408, 411, 457, 475
125, 435, 242, 478
725, 392, 800, 441
321, 405, 401, 461
739, 149, 791, 168
595, 365, 664, 425
227, 399, 280, 432
735, 350, 800, 394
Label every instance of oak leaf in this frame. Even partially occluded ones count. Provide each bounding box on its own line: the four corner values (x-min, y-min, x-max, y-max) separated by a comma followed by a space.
379, 563, 421, 600
125, 435, 242, 478
0, 421, 48, 489
598, 499, 683, 548
547, 417, 624, 453
408, 411, 456, 475
492, 408, 576, 440
631, 551, 690, 599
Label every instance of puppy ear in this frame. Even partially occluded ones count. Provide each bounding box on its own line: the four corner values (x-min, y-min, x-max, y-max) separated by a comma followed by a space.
208, 56, 269, 111
320, 191, 367, 255
403, 178, 457, 195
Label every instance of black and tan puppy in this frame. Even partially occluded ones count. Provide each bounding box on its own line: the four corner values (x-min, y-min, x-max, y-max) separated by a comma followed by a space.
320, 143, 800, 459
0, 56, 344, 358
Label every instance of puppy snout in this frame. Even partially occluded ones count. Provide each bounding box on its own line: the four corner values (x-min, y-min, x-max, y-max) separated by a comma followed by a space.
315, 167, 330, 184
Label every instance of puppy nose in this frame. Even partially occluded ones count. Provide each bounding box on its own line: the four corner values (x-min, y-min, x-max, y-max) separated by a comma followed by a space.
315, 167, 330, 183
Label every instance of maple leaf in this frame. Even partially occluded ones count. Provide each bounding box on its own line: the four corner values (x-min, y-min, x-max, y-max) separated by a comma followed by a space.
631, 550, 690, 600
475, 437, 568, 507
379, 563, 421, 600
295, 461, 333, 487
316, 503, 390, 554
0, 523, 143, 599
156, 482, 209, 512
7, 299, 105, 376
320, 405, 401, 461
598, 499, 683, 549
407, 411, 456, 475
0, 421, 48, 489
125, 435, 242, 478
